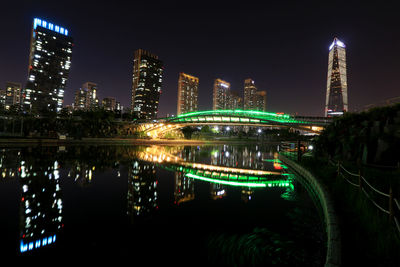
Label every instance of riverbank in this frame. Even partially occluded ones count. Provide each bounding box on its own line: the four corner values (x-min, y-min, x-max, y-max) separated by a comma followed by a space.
298, 155, 400, 266
0, 137, 280, 146
279, 154, 341, 267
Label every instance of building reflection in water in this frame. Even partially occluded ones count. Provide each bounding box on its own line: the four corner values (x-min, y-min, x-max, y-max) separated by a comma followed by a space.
174, 172, 195, 204
241, 188, 254, 203
19, 153, 63, 253
0, 144, 296, 254
127, 160, 158, 221
67, 161, 95, 186
134, 145, 294, 204
210, 183, 227, 200
209, 145, 267, 170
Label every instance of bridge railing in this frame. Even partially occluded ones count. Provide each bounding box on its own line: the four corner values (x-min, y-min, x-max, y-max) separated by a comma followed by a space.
329, 159, 400, 236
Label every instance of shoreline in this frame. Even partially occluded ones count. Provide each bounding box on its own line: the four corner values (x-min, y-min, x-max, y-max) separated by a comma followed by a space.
0, 137, 281, 146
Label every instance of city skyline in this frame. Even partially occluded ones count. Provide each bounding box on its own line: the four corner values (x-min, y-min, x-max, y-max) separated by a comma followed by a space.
1, 1, 399, 117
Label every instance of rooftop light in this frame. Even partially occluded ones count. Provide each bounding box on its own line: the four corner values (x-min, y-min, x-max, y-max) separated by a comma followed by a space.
33, 18, 69, 36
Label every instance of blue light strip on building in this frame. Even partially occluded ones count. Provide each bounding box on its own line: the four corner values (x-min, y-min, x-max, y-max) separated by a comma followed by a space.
20, 235, 57, 253
33, 18, 69, 36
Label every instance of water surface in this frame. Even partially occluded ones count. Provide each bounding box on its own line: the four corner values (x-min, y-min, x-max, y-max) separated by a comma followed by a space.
0, 144, 325, 265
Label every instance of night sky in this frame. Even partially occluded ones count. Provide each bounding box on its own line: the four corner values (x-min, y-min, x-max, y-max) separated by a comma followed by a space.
1, 1, 399, 117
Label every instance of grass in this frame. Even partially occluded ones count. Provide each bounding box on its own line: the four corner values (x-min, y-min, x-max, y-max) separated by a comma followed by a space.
299, 155, 400, 266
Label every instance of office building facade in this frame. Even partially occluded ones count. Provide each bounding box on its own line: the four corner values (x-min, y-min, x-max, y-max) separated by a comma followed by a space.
243, 78, 257, 110
131, 49, 163, 120
325, 37, 348, 117
213, 79, 230, 110
228, 91, 243, 110
102, 97, 116, 111
22, 18, 73, 113
82, 82, 99, 109
243, 79, 266, 111
73, 82, 99, 110
4, 82, 22, 110
255, 91, 267, 111
177, 72, 199, 115
73, 88, 86, 110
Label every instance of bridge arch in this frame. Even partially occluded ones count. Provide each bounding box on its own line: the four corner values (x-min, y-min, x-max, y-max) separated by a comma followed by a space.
138, 110, 330, 138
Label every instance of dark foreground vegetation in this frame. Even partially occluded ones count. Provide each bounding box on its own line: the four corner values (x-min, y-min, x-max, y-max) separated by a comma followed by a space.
300, 104, 400, 266
0, 108, 138, 138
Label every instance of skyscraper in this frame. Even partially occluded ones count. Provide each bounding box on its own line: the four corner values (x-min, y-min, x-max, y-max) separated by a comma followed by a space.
73, 82, 99, 110
243, 79, 266, 111
255, 91, 267, 111
325, 37, 348, 117
213, 79, 230, 110
177, 72, 199, 115
4, 82, 21, 110
228, 91, 243, 110
73, 88, 86, 110
131, 49, 163, 120
22, 18, 73, 113
82, 82, 99, 109
102, 97, 116, 111
243, 78, 257, 110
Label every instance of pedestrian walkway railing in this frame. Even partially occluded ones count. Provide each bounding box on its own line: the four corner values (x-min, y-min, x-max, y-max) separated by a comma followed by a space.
329, 159, 400, 236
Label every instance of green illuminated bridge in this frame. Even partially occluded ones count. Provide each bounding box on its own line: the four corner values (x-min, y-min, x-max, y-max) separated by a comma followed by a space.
137, 110, 332, 138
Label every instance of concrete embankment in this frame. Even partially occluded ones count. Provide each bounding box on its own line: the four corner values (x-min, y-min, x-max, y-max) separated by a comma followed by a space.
279, 154, 341, 267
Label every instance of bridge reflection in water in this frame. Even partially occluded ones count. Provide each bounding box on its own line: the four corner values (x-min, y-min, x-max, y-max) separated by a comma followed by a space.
5, 144, 302, 257
134, 145, 294, 189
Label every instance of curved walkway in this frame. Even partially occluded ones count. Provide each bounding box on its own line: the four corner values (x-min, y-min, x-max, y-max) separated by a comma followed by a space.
279, 154, 341, 267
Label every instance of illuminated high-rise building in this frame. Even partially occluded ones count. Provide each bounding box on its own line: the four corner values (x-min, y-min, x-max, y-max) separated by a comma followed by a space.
0, 89, 5, 108
22, 18, 73, 113
4, 82, 21, 110
73, 82, 99, 110
255, 91, 267, 111
244, 78, 257, 110
73, 88, 86, 110
228, 91, 243, 110
102, 97, 116, 111
325, 37, 348, 117
177, 72, 199, 115
213, 79, 230, 110
243, 79, 266, 111
82, 82, 99, 109
131, 49, 163, 120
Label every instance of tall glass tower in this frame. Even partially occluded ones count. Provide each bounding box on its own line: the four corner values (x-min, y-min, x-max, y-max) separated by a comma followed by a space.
325, 37, 348, 117
131, 49, 163, 120
22, 18, 73, 113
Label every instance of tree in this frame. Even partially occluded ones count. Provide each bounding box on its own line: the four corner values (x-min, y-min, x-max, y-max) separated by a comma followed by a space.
181, 126, 199, 139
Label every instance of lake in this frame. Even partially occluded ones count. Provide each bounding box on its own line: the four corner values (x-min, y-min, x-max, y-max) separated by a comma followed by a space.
0, 144, 325, 265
